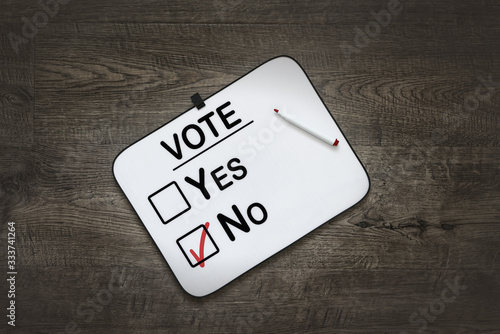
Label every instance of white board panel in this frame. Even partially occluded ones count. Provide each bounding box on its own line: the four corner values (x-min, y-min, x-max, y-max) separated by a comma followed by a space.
113, 56, 370, 297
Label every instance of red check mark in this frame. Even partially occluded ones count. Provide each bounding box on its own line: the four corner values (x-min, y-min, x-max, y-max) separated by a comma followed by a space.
190, 222, 210, 268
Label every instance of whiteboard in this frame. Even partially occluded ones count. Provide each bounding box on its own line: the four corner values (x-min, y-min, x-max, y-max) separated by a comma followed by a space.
113, 56, 370, 297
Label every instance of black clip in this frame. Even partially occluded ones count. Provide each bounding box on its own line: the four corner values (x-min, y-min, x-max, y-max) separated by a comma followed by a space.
191, 93, 205, 110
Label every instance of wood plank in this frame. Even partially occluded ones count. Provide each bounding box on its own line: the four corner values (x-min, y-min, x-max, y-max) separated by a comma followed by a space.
10, 266, 500, 332
3, 0, 500, 25
0, 25, 34, 146
0, 0, 412, 25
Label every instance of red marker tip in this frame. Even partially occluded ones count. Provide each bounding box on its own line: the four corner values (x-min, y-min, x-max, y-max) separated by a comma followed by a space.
333, 139, 339, 146
274, 109, 279, 113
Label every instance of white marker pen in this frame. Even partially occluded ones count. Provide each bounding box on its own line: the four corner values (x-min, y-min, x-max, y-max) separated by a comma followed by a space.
274, 109, 339, 146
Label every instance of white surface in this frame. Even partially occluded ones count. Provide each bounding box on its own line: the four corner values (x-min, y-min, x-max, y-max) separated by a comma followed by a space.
113, 56, 370, 297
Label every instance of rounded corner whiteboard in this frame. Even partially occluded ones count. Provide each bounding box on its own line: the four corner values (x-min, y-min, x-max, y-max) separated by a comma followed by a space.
113, 56, 370, 297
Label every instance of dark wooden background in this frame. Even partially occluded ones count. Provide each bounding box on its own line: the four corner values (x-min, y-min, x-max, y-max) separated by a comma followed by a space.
1, 0, 499, 333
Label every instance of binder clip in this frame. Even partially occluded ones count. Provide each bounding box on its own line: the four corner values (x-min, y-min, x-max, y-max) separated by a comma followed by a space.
191, 93, 205, 110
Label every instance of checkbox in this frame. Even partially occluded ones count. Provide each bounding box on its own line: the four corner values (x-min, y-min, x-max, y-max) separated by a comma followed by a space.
148, 181, 191, 224
177, 223, 219, 268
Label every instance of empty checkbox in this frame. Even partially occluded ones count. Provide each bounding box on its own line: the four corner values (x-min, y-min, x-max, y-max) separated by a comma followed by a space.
148, 181, 191, 224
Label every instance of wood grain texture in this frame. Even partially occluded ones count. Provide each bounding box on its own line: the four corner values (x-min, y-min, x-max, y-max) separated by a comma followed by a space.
0, 24, 34, 147
1, 0, 499, 333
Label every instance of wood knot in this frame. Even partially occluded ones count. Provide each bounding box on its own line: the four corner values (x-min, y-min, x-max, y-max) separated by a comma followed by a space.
441, 223, 454, 230
356, 221, 372, 228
